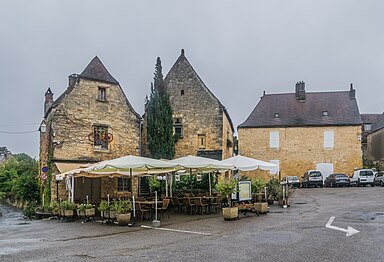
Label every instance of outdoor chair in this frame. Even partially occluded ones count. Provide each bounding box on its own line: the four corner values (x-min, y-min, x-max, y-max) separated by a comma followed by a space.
183, 197, 196, 215
158, 198, 170, 219
136, 202, 150, 221
175, 197, 185, 213
210, 197, 222, 214
195, 197, 209, 214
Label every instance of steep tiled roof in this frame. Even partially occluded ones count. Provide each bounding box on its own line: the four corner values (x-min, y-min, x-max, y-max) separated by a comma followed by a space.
371, 113, 384, 132
80, 56, 118, 84
239, 90, 362, 128
361, 114, 381, 125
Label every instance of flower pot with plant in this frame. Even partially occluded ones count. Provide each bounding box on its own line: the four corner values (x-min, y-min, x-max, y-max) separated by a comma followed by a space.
251, 177, 266, 202
215, 177, 238, 220
266, 177, 280, 205
60, 200, 76, 217
98, 200, 110, 219
115, 199, 133, 226
50, 201, 60, 216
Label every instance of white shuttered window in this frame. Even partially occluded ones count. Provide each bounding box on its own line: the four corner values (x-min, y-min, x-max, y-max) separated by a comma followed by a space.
269, 131, 280, 148
324, 130, 334, 148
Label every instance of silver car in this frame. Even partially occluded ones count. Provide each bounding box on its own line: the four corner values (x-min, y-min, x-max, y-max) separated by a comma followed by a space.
374, 171, 384, 187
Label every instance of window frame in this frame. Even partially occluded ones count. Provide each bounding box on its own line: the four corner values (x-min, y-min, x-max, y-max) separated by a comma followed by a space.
117, 177, 131, 192
324, 130, 334, 149
269, 131, 280, 149
98, 86, 107, 101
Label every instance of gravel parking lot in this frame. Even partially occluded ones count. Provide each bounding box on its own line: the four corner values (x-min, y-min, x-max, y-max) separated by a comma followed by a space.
1, 187, 384, 262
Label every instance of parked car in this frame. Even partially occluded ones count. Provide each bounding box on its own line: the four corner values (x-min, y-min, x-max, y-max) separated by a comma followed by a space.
282, 176, 300, 188
324, 173, 350, 187
302, 170, 323, 188
374, 171, 384, 186
350, 169, 375, 187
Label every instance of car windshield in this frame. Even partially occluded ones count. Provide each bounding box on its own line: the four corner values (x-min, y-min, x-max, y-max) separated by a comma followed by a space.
309, 171, 322, 177
360, 171, 373, 177
288, 176, 299, 181
335, 174, 348, 179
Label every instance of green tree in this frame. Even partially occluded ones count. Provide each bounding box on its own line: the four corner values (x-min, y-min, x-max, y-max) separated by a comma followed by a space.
147, 57, 175, 159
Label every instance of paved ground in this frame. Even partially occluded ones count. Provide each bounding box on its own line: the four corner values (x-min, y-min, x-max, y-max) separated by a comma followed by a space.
1, 187, 384, 262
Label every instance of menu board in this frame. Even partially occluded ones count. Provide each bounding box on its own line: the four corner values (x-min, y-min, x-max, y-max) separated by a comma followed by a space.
238, 181, 252, 201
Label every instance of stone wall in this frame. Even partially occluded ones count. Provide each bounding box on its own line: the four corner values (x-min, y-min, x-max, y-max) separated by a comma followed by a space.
238, 125, 362, 179
367, 128, 384, 167
163, 53, 233, 159
41, 77, 141, 201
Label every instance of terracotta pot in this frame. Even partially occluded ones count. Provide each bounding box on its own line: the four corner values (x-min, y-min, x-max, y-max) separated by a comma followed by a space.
222, 207, 238, 220
116, 213, 131, 226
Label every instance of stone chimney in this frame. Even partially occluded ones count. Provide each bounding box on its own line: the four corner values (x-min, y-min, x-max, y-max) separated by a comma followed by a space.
295, 81, 306, 101
349, 83, 356, 99
44, 88, 54, 115
68, 74, 79, 87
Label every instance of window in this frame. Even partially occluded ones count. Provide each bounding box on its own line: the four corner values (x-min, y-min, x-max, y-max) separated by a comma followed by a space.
322, 111, 328, 116
93, 126, 109, 149
324, 130, 334, 149
269, 131, 279, 148
364, 124, 372, 132
198, 134, 206, 149
98, 87, 106, 101
181, 90, 184, 96
117, 177, 131, 192
269, 160, 280, 175
174, 118, 183, 138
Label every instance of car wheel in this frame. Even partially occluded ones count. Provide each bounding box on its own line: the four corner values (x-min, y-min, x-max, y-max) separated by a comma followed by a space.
372, 183, 375, 187
320, 184, 323, 188
381, 181, 384, 187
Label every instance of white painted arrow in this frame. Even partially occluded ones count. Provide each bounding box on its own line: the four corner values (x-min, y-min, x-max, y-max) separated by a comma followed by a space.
325, 216, 359, 237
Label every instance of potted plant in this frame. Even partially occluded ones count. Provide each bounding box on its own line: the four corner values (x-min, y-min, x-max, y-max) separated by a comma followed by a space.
215, 177, 238, 220
60, 200, 76, 217
115, 199, 133, 226
98, 200, 109, 219
50, 201, 60, 216
266, 177, 280, 205
109, 202, 118, 220
251, 177, 266, 202
77, 203, 86, 217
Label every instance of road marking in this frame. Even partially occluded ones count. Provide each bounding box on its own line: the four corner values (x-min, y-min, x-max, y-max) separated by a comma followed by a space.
325, 216, 359, 237
141, 225, 217, 236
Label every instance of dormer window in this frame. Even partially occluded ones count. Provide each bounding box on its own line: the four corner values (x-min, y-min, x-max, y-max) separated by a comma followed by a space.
364, 124, 372, 132
322, 111, 328, 117
98, 87, 106, 101
274, 113, 279, 118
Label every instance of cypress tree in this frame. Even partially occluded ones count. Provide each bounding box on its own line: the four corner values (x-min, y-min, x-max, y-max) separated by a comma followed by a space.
147, 57, 175, 159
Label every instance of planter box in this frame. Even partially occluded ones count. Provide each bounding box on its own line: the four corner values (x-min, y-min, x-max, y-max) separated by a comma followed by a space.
222, 207, 238, 220
116, 213, 131, 226
109, 211, 117, 219
254, 203, 268, 214
85, 208, 95, 217
63, 209, 74, 217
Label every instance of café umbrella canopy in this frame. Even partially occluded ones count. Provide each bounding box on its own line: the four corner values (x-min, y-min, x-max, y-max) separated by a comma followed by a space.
221, 155, 278, 171
169, 155, 234, 195
57, 155, 179, 202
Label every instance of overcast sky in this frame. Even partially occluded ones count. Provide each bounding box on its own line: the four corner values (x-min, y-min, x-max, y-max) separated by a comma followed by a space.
0, 0, 383, 158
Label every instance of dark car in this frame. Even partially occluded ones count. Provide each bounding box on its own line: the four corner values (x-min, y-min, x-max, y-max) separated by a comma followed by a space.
324, 173, 350, 187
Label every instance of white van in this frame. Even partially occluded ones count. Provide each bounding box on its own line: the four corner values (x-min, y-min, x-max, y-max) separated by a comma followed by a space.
350, 169, 375, 187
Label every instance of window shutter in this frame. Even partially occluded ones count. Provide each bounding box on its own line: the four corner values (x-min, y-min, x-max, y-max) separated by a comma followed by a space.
270, 131, 280, 148
324, 131, 334, 148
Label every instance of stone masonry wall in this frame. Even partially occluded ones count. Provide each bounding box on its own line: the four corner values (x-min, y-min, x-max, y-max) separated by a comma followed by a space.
238, 125, 362, 179
222, 112, 234, 159
44, 78, 141, 200
367, 128, 384, 167
164, 56, 230, 159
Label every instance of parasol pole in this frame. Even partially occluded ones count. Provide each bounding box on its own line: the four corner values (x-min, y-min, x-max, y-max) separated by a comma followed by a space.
209, 172, 212, 196
165, 173, 168, 197
190, 168, 192, 195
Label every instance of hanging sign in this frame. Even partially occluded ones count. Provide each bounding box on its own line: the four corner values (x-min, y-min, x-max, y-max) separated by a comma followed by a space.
175, 174, 180, 182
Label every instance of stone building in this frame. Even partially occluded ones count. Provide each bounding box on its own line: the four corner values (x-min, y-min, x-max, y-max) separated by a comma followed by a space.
39, 57, 142, 202
367, 113, 384, 169
142, 50, 234, 160
238, 82, 363, 180
360, 114, 381, 164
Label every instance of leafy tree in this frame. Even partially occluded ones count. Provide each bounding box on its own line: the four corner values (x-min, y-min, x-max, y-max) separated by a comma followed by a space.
147, 57, 175, 159
0, 153, 39, 203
